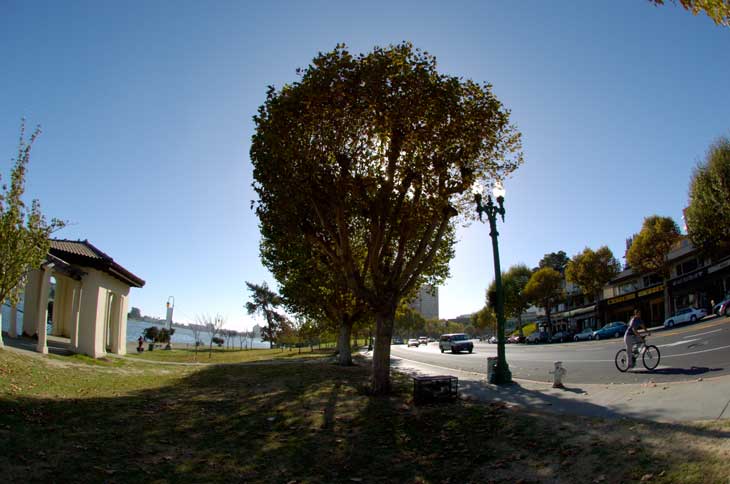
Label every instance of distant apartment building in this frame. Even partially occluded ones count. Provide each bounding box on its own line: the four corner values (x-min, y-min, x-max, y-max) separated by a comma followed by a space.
252, 324, 262, 339
410, 284, 439, 320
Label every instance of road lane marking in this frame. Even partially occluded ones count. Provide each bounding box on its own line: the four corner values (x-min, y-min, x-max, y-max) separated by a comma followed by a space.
691, 329, 723, 337
660, 344, 730, 359
659, 338, 700, 348
655, 319, 728, 338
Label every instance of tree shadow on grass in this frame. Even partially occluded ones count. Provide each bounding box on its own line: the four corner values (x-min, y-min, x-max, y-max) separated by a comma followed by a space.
1, 359, 729, 483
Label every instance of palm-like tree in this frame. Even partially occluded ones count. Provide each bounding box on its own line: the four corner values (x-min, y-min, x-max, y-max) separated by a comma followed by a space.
245, 281, 284, 349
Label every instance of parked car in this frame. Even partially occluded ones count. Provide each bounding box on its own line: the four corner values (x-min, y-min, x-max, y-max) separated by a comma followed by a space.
427, 337, 436, 343
407, 338, 420, 347
573, 328, 594, 342
392, 337, 404, 345
487, 336, 498, 344
439, 333, 474, 354
592, 321, 627, 340
550, 331, 573, 343
664, 307, 707, 328
525, 331, 549, 344
713, 298, 730, 317
418, 336, 429, 345
507, 334, 525, 344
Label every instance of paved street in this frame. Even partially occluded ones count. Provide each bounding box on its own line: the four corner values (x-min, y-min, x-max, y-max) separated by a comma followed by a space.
391, 315, 730, 385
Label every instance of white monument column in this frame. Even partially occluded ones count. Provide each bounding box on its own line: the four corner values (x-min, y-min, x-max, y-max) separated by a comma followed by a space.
36, 266, 52, 355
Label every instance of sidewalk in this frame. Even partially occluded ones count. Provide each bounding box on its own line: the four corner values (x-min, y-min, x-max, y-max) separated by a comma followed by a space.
379, 352, 730, 422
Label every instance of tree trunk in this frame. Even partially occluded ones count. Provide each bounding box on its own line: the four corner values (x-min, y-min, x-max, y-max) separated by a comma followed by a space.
266, 315, 273, 349
337, 319, 353, 366
372, 311, 395, 395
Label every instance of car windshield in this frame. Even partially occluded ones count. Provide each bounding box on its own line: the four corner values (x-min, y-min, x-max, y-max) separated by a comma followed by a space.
451, 334, 468, 341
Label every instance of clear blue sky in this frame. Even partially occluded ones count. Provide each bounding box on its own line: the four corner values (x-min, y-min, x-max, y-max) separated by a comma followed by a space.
1, 1, 728, 330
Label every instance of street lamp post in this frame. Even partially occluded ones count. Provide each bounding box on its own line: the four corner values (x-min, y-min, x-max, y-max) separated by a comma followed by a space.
474, 182, 512, 385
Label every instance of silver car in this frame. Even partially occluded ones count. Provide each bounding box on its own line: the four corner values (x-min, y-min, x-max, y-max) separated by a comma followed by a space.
664, 307, 706, 328
573, 328, 594, 342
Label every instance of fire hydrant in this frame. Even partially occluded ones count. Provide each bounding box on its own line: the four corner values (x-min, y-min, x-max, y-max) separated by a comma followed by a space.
550, 361, 567, 389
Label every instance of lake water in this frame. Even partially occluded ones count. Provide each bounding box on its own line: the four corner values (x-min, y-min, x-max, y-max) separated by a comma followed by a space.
127, 319, 270, 349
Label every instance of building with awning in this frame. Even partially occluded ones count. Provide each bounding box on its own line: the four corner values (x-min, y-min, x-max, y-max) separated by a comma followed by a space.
11, 239, 145, 358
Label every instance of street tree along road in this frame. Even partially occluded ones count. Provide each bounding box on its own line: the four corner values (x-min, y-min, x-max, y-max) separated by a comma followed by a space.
251, 43, 522, 394
391, 315, 730, 385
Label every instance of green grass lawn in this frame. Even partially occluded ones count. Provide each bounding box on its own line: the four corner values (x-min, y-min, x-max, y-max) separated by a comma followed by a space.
1, 348, 729, 483
126, 345, 345, 364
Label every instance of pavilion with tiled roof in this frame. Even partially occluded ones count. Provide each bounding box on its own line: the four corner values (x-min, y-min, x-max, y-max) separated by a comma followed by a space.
15, 239, 145, 358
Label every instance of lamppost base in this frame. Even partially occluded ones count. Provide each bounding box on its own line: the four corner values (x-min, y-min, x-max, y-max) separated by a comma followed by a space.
489, 365, 512, 385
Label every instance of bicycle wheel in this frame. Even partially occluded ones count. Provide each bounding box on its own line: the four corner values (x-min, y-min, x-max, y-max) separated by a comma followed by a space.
615, 349, 630, 372
642, 345, 661, 371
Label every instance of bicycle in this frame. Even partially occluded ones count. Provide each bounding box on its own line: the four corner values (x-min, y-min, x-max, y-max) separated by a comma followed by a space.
615, 335, 660, 372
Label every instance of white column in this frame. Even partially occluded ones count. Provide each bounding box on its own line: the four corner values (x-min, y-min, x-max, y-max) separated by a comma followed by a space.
116, 294, 128, 355
22, 270, 42, 337
69, 283, 82, 351
109, 293, 121, 354
36, 267, 52, 355
0, 312, 4, 349
9, 303, 18, 338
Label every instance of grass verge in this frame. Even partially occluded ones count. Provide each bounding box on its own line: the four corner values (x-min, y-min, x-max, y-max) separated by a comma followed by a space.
1, 348, 729, 483
125, 345, 346, 364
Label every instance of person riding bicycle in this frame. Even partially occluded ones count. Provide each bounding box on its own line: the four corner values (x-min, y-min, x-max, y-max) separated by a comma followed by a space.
625, 309, 650, 368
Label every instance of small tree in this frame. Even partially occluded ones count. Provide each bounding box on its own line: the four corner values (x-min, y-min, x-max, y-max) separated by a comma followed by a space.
488, 264, 533, 337
685, 137, 730, 255
128, 307, 142, 320
237, 330, 251, 350
245, 281, 285, 349
565, 246, 621, 302
523, 267, 564, 330
0, 121, 65, 349
626, 215, 681, 317
197, 313, 225, 358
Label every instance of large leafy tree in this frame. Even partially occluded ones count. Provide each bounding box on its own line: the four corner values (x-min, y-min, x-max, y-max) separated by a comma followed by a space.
251, 43, 522, 394
648, 0, 730, 26
685, 137, 730, 255
471, 305, 496, 335
565, 246, 621, 302
393, 303, 427, 338
523, 267, 564, 329
626, 215, 681, 317
245, 281, 285, 349
626, 216, 681, 278
538, 251, 569, 274
0, 122, 64, 349
487, 264, 532, 336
